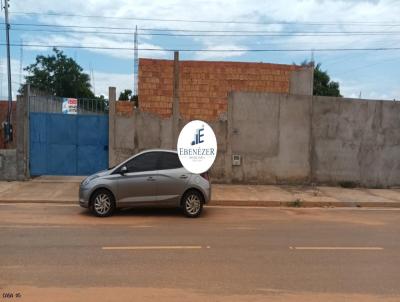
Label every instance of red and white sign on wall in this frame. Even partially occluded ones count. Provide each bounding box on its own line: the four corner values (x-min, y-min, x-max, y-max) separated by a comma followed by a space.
62, 98, 78, 114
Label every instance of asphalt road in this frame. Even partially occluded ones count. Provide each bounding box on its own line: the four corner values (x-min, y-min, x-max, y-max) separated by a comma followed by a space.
0, 203, 399, 302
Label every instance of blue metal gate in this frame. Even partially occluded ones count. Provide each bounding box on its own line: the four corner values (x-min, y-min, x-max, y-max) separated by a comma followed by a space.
29, 96, 109, 176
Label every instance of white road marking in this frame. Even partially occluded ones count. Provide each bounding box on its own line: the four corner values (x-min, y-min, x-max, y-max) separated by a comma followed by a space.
290, 246, 384, 250
102, 245, 207, 250
0, 225, 65, 229
226, 226, 257, 230
128, 225, 154, 228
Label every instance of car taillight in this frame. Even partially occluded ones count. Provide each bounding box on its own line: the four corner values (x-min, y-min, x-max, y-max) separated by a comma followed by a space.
201, 172, 209, 181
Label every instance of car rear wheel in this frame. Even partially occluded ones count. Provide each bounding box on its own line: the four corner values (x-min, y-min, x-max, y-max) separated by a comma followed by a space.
182, 190, 203, 218
90, 189, 115, 217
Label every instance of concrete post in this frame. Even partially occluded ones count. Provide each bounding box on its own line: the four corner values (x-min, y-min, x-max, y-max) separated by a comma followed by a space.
309, 95, 315, 184
225, 92, 234, 183
289, 66, 314, 96
16, 84, 30, 180
108, 87, 116, 167
172, 51, 180, 147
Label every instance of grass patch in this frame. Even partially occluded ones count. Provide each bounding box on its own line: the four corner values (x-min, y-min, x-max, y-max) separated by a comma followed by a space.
338, 181, 358, 189
290, 199, 302, 207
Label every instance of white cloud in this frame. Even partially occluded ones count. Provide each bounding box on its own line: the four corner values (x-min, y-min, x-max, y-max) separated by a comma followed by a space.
194, 44, 248, 60
8, 0, 400, 99
13, 0, 400, 57
0, 56, 134, 100
0, 58, 25, 100
20, 32, 169, 60
87, 70, 133, 98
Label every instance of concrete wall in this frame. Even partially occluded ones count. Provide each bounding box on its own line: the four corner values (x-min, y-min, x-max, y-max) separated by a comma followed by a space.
110, 91, 312, 185
289, 68, 314, 96
109, 99, 228, 168
226, 92, 311, 184
1, 88, 31, 181
109, 94, 174, 166
138, 58, 312, 121
0, 149, 17, 180
109, 89, 400, 188
312, 96, 400, 187
16, 91, 30, 180
0, 92, 29, 181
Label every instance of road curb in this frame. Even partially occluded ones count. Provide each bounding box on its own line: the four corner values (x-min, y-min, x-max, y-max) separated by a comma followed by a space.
0, 199, 77, 204
1, 199, 400, 208
210, 200, 400, 208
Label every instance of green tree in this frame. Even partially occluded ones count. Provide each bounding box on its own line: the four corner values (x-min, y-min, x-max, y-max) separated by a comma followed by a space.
118, 89, 138, 107
22, 48, 94, 98
118, 89, 133, 101
301, 61, 341, 97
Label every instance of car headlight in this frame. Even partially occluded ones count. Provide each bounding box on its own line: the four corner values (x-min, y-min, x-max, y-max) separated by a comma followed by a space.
82, 175, 99, 186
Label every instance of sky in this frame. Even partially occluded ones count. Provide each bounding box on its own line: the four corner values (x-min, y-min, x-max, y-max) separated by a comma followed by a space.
0, 0, 400, 100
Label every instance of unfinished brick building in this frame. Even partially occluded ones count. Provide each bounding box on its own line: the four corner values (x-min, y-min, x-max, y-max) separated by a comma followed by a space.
138, 58, 312, 121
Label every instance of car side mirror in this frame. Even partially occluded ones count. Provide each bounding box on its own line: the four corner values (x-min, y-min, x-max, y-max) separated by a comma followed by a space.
120, 165, 128, 175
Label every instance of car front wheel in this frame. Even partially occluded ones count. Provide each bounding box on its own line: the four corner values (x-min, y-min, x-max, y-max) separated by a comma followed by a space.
90, 189, 116, 217
182, 190, 203, 218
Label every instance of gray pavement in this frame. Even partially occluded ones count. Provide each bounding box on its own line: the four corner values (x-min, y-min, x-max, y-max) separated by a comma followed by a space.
0, 204, 399, 301
1, 176, 400, 208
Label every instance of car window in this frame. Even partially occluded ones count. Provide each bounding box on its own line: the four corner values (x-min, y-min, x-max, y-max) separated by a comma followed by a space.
125, 152, 159, 173
158, 152, 183, 170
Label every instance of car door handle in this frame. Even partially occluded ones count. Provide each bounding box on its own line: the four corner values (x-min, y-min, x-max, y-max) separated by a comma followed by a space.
180, 175, 188, 179
147, 176, 156, 181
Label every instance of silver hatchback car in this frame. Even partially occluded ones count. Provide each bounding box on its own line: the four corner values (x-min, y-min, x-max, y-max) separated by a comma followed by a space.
79, 149, 211, 217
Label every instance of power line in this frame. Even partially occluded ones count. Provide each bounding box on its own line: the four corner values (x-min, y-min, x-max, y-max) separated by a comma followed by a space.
336, 56, 400, 76
323, 39, 400, 66
12, 23, 135, 30
10, 11, 400, 26
139, 27, 400, 33
92, 32, 400, 37
3, 42, 400, 52
321, 24, 400, 66
10, 23, 400, 34
8, 28, 136, 35
7, 27, 400, 37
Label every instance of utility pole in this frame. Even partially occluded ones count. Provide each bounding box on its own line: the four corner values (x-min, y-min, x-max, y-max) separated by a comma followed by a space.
19, 38, 23, 87
172, 51, 180, 145
310, 49, 315, 65
134, 25, 138, 96
0, 57, 3, 99
3, 0, 12, 143
92, 69, 96, 97
89, 62, 95, 96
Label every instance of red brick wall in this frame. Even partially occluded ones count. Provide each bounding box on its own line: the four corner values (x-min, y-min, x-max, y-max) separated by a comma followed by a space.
0, 101, 16, 149
115, 101, 135, 117
138, 59, 303, 121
